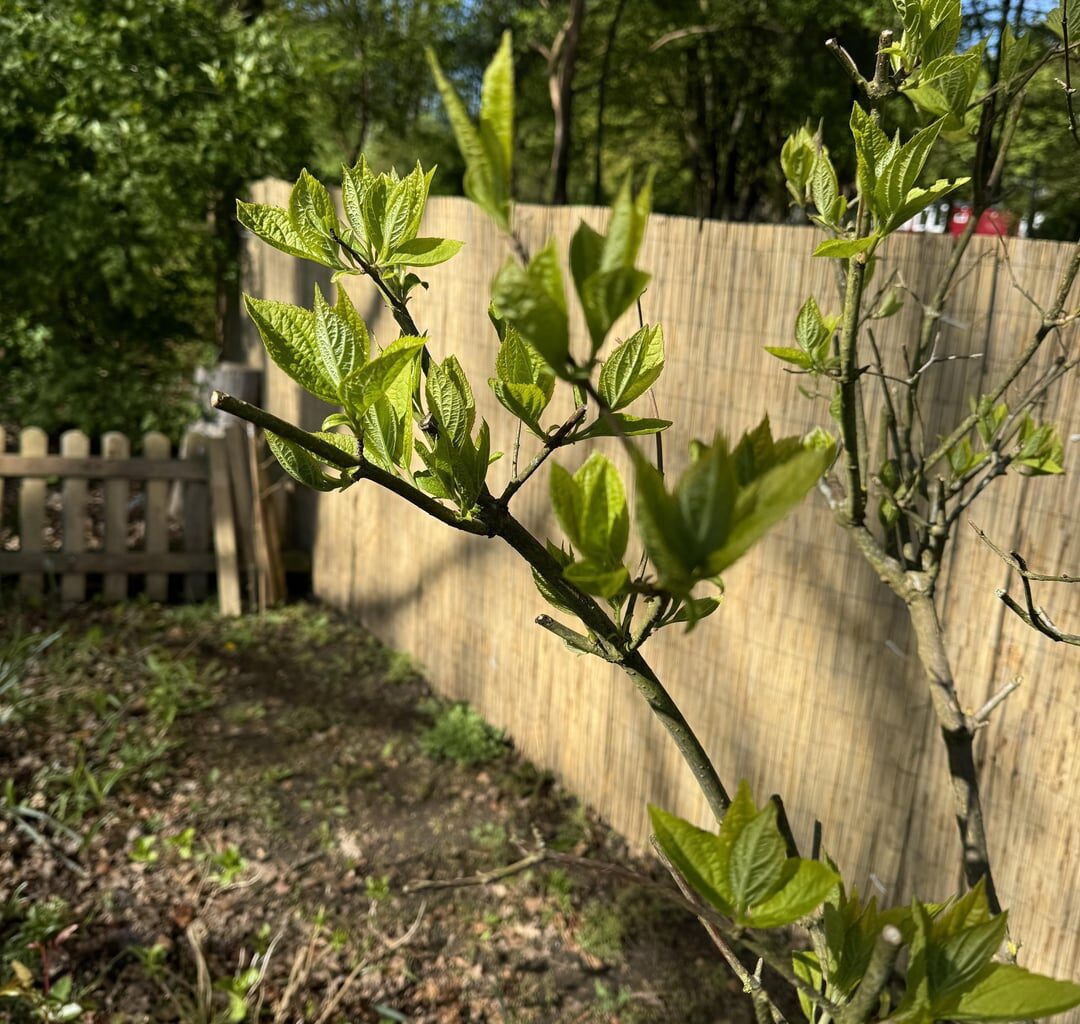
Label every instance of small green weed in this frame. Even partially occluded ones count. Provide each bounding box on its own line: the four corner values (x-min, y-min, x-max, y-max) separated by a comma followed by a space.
420, 703, 505, 766
576, 899, 625, 965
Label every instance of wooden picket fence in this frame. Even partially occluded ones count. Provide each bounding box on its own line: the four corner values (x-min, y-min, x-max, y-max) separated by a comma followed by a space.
0, 424, 286, 613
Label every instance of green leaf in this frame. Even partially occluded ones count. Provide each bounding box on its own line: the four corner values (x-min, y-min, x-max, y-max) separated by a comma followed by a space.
575, 414, 672, 440
386, 237, 464, 267
874, 120, 946, 232
781, 125, 817, 204
341, 336, 426, 419
492, 239, 570, 374
928, 914, 1008, 997
564, 559, 630, 599
532, 542, 576, 613
341, 156, 374, 254
942, 964, 1080, 1021
313, 285, 369, 388
289, 169, 341, 267
579, 267, 652, 352
764, 346, 816, 370
670, 594, 722, 625
811, 150, 845, 226
649, 805, 735, 916
813, 236, 877, 259
237, 202, 313, 261
426, 355, 476, 448
634, 457, 696, 595
266, 432, 339, 492
244, 295, 338, 404
550, 453, 629, 567
850, 103, 896, 199
904, 48, 982, 127
489, 380, 549, 436
569, 177, 654, 352
793, 951, 823, 1024
599, 324, 665, 410
728, 801, 787, 912
706, 426, 836, 575
1048, 0, 1080, 41
481, 31, 514, 179
747, 859, 840, 928
427, 43, 510, 231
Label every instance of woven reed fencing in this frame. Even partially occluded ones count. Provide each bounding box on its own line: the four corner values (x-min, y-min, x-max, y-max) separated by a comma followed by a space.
242, 180, 1080, 985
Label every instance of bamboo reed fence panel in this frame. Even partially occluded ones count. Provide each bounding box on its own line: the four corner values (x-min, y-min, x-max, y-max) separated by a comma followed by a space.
244, 181, 1080, 986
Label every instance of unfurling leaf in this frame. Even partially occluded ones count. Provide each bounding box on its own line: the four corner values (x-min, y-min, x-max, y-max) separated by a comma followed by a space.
427, 33, 513, 231
569, 173, 654, 352
341, 336, 426, 419
266, 432, 340, 492
492, 239, 570, 374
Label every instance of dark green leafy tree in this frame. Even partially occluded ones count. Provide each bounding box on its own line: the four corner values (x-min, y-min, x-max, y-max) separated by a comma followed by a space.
0, 0, 310, 438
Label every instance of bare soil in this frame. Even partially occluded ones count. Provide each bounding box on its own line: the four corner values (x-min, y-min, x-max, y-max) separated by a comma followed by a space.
0, 600, 752, 1023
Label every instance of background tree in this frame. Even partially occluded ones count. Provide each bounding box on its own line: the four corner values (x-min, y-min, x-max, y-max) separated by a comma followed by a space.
0, 0, 310, 438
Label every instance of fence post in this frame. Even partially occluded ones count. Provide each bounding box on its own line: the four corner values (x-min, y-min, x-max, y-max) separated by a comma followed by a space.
60, 429, 90, 604
143, 431, 170, 602
182, 431, 211, 603
102, 431, 130, 601
208, 434, 242, 616
18, 427, 47, 598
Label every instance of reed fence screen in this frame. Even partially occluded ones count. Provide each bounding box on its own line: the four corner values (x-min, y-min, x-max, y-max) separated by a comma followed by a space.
243, 180, 1080, 984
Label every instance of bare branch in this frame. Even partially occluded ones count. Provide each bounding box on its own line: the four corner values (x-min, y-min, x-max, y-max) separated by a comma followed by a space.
970, 521, 1080, 582
974, 677, 1022, 726
649, 24, 720, 52
499, 404, 587, 506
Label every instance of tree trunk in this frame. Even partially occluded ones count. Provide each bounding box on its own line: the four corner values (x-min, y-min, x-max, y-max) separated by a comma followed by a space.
907, 593, 1002, 913
549, 0, 586, 205
213, 191, 245, 364
592, 0, 626, 204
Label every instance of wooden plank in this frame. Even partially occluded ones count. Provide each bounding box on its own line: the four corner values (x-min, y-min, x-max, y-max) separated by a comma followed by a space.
60, 430, 90, 604
143, 431, 170, 601
18, 427, 48, 598
102, 431, 130, 601
0, 551, 217, 574
182, 431, 211, 603
248, 426, 286, 608
208, 434, 241, 616
224, 423, 256, 610
0, 454, 208, 481
0, 427, 5, 523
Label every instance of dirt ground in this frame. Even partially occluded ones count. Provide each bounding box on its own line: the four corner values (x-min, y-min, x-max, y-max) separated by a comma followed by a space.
1, 599, 754, 1023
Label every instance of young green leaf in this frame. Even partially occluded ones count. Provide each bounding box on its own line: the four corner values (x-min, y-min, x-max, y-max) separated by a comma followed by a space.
574, 414, 672, 440
427, 39, 512, 231
598, 324, 665, 410
244, 295, 338, 404
237, 202, 314, 261
313, 285, 369, 388
266, 432, 340, 492
941, 964, 1080, 1021
492, 239, 570, 374
728, 801, 788, 911
649, 805, 736, 916
288, 169, 341, 267
385, 237, 464, 268
340, 337, 426, 420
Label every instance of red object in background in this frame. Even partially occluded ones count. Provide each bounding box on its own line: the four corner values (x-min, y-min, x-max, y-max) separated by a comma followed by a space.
948, 205, 1018, 237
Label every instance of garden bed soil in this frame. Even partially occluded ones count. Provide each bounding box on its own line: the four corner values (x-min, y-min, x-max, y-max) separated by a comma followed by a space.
1, 600, 754, 1023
